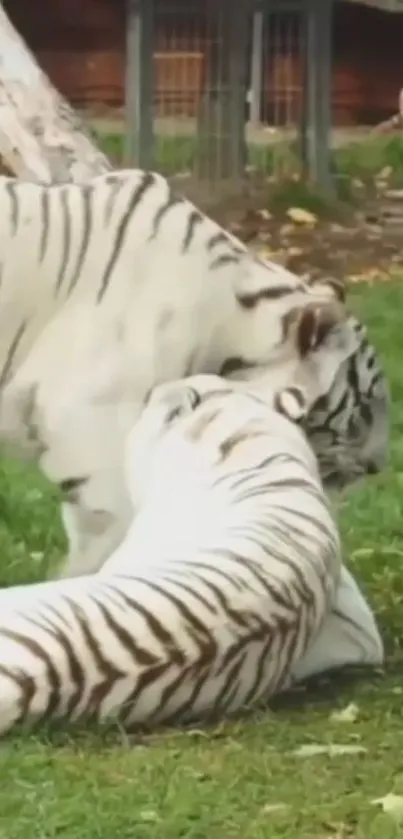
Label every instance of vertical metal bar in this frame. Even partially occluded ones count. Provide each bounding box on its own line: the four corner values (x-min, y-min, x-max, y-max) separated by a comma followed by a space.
195, 0, 250, 183
250, 5, 264, 127
303, 0, 333, 192
229, 0, 251, 180
124, 0, 155, 169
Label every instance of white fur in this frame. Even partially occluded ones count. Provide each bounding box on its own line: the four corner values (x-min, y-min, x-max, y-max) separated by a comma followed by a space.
0, 171, 388, 579
0, 375, 383, 736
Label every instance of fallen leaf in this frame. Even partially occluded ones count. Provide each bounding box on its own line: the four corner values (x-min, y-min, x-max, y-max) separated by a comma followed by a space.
287, 207, 318, 226
330, 223, 347, 234
292, 743, 367, 758
257, 246, 274, 260
330, 703, 359, 723
377, 166, 393, 180
261, 803, 289, 814
351, 548, 375, 560
256, 231, 272, 243
139, 811, 160, 823
372, 793, 403, 822
29, 551, 44, 563
257, 208, 272, 221
280, 223, 297, 237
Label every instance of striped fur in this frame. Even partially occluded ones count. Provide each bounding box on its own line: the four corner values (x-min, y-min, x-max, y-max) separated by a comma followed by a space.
0, 170, 388, 578
0, 373, 383, 735
0, 376, 341, 734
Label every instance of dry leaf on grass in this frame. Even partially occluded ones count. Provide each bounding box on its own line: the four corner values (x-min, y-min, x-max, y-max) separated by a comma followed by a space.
261, 803, 289, 815
377, 166, 393, 180
330, 703, 359, 723
257, 246, 275, 260
351, 548, 375, 560
257, 208, 272, 221
139, 811, 160, 823
292, 743, 367, 758
287, 207, 318, 226
372, 793, 403, 822
287, 246, 304, 257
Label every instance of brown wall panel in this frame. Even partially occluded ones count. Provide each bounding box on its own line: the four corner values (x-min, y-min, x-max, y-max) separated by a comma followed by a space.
4, 0, 403, 123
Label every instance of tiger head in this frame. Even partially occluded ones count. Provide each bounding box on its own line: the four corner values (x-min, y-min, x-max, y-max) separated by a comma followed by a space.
221, 276, 389, 494
303, 313, 389, 492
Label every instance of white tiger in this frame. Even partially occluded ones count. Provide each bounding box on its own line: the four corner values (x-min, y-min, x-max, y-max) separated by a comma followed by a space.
0, 169, 388, 579
0, 360, 383, 736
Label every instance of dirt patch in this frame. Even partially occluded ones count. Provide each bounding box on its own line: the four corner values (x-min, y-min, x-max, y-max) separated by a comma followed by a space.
211, 198, 403, 284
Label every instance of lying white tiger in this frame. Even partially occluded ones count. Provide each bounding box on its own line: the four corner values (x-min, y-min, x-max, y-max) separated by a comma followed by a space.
0, 366, 383, 736
0, 169, 388, 579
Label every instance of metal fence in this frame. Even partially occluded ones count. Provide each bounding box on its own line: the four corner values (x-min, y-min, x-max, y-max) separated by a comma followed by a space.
124, 0, 332, 198
149, 2, 304, 181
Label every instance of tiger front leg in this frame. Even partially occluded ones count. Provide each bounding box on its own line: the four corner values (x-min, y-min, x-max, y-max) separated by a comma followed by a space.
58, 501, 131, 578
56, 465, 133, 579
56, 384, 202, 579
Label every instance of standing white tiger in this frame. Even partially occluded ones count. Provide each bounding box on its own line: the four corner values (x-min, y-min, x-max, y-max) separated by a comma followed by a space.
0, 169, 388, 578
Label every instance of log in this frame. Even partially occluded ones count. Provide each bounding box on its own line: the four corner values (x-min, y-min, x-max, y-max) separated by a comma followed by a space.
0, 3, 111, 182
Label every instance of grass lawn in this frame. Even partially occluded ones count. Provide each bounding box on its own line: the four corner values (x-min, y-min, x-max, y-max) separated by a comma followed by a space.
0, 280, 403, 838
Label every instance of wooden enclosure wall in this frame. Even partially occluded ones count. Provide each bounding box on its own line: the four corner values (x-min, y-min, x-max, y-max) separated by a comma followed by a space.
4, 0, 403, 124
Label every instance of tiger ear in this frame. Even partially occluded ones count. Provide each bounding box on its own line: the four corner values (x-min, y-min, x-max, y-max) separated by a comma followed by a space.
283, 299, 347, 358
274, 386, 307, 423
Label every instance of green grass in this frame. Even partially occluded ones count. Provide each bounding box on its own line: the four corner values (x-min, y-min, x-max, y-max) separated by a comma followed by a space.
97, 129, 403, 185
0, 281, 403, 837
96, 130, 403, 218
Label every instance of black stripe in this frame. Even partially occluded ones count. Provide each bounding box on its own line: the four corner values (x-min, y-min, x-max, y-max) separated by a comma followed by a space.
55, 187, 72, 295
5, 181, 19, 236
159, 573, 218, 615
39, 188, 50, 263
207, 231, 230, 251
0, 321, 27, 388
97, 171, 155, 303
163, 666, 212, 725
103, 175, 126, 225
64, 595, 125, 714
113, 588, 187, 667
58, 476, 88, 499
182, 210, 203, 252
236, 286, 295, 308
92, 596, 160, 666
209, 253, 240, 271
149, 192, 182, 240
0, 628, 61, 721
120, 663, 173, 723
0, 662, 35, 725
66, 185, 93, 296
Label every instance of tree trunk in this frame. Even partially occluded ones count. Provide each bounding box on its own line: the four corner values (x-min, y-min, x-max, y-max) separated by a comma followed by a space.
0, 3, 111, 182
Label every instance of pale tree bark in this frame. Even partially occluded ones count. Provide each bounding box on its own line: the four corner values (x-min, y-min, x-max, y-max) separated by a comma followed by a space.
0, 3, 112, 183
